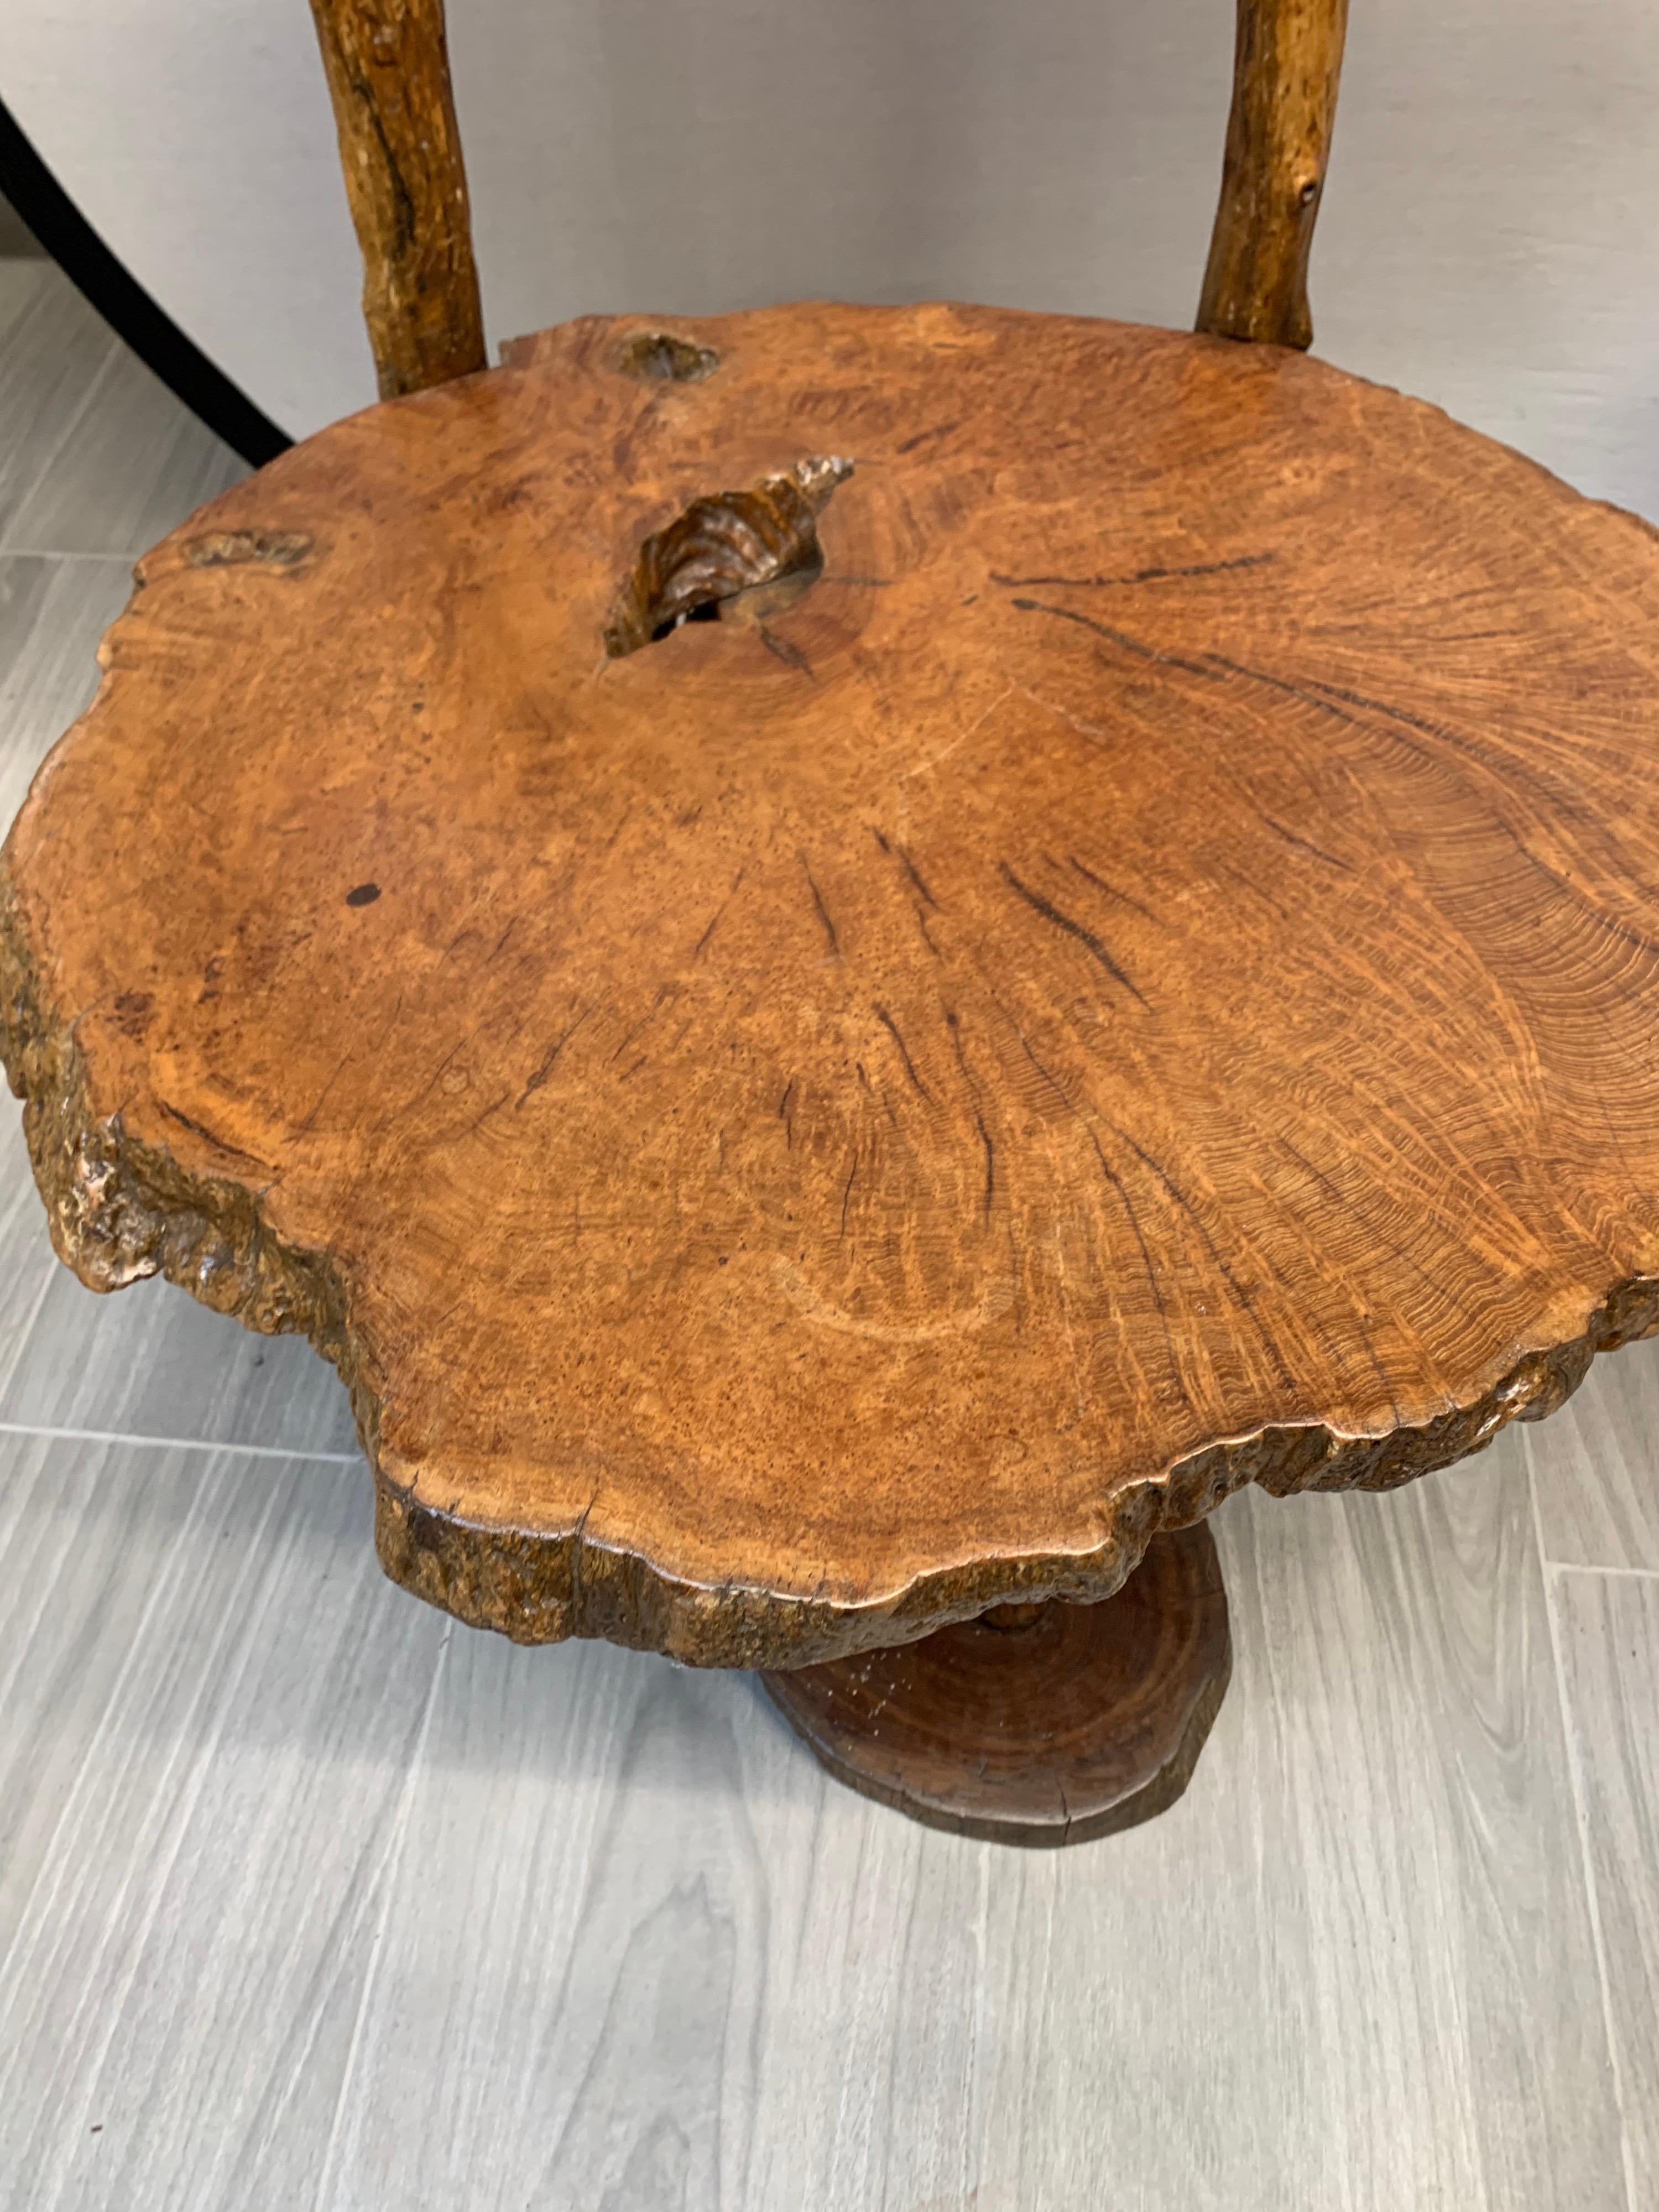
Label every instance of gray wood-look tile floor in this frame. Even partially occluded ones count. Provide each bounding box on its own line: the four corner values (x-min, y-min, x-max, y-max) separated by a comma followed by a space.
1, 254, 1656, 2211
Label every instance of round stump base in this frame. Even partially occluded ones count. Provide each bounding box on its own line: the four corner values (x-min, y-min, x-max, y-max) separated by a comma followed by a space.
760, 1522, 1231, 1846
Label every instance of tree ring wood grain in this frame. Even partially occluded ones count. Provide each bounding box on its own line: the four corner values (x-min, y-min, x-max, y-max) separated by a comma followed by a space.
760, 1522, 1232, 1846
6, 301, 1659, 1671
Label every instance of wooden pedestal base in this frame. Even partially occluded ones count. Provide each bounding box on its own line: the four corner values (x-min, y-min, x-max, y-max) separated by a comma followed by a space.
760, 1524, 1231, 1847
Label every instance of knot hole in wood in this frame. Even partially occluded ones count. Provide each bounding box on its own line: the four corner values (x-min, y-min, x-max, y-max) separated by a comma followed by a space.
602, 456, 854, 657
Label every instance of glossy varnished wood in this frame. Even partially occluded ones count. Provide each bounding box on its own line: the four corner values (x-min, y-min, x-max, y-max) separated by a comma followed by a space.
762, 1523, 1230, 1845
0, 556, 356, 1458
7, 300, 1659, 1668
0, 322, 344, 1463
4, 248, 1657, 2212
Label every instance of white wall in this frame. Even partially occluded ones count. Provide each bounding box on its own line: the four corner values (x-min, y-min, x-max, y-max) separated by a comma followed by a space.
7, 1, 1659, 514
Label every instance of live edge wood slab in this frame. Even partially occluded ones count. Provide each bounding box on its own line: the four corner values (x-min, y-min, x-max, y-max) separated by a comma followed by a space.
6, 302, 1659, 1704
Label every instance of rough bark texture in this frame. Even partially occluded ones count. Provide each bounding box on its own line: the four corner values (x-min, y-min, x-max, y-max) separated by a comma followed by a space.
6, 301, 1659, 1671
1197, 0, 1349, 349
307, 0, 486, 399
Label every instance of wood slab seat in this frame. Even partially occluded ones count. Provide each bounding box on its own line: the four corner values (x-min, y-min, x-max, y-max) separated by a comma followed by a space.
6, 303, 1659, 1703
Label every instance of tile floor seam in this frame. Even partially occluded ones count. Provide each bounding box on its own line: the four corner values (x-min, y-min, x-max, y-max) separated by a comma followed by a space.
1544, 1561, 1659, 1583
0, 547, 135, 565
0, 338, 122, 547
1530, 1462, 1640, 2212
0, 1419, 362, 1467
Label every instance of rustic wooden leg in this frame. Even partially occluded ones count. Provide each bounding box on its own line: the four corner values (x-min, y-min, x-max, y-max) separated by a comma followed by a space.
308, 0, 487, 399
1196, 0, 1349, 350
759, 1524, 1231, 1848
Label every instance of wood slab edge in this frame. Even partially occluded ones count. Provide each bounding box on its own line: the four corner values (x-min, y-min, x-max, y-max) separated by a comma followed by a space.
6, 854, 1657, 1670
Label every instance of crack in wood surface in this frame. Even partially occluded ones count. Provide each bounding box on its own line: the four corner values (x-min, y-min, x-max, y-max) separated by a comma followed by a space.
8, 301, 1659, 1672
7, 862, 1658, 1667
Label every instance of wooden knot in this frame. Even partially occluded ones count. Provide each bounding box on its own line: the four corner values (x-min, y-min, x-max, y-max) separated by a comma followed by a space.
603, 456, 853, 658
619, 331, 719, 383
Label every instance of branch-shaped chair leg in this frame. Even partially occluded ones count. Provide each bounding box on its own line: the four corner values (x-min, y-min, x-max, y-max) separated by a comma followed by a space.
1197, 0, 1349, 351
308, 0, 487, 399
